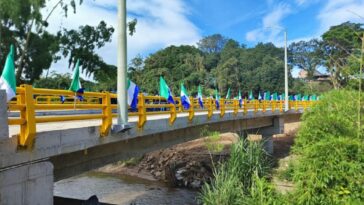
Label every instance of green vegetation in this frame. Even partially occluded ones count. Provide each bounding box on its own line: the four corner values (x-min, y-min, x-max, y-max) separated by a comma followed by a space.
199, 90, 363, 205
289, 90, 364, 204
199, 140, 277, 205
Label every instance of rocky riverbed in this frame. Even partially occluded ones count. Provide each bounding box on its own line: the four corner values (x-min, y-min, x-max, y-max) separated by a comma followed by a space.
97, 133, 239, 189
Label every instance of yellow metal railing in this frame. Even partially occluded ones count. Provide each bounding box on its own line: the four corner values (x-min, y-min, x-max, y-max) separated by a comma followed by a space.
7, 85, 316, 147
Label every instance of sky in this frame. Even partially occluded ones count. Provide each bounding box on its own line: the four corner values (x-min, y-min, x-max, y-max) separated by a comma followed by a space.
44, 0, 364, 79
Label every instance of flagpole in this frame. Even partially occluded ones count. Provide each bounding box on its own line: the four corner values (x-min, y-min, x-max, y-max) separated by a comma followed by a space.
116, 0, 128, 128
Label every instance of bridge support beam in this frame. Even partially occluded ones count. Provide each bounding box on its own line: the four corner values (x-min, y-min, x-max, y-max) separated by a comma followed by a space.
0, 161, 54, 205
0, 90, 9, 139
246, 116, 284, 154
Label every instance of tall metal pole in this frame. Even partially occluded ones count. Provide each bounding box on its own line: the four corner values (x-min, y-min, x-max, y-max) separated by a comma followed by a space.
117, 0, 128, 126
284, 31, 289, 111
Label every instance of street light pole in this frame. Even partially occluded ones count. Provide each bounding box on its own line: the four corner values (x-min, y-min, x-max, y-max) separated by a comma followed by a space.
284, 31, 289, 111
116, 0, 128, 129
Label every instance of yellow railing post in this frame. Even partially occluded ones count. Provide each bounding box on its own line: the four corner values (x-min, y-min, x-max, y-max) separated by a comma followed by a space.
220, 98, 225, 118
208, 98, 213, 119
188, 97, 194, 122
262, 100, 266, 113
169, 103, 177, 125
138, 94, 146, 128
233, 99, 238, 116
243, 99, 247, 115
295, 101, 298, 111
254, 100, 258, 113
279, 100, 283, 112
18, 84, 36, 147
100, 92, 112, 137
272, 100, 276, 112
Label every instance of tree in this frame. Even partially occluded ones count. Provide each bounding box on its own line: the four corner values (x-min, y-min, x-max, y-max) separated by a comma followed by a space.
0, 0, 83, 83
321, 22, 364, 88
197, 34, 228, 54
289, 39, 323, 79
57, 21, 115, 76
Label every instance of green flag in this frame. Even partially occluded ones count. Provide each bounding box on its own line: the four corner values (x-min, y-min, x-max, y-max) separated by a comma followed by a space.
249, 90, 254, 100
0, 45, 16, 101
69, 59, 81, 92
273, 92, 278, 101
265, 91, 270, 100
225, 87, 231, 99
160, 76, 174, 104
215, 88, 220, 100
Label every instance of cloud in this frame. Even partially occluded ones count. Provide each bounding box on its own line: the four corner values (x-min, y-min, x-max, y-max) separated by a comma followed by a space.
43, 0, 201, 79
245, 3, 292, 44
317, 0, 364, 34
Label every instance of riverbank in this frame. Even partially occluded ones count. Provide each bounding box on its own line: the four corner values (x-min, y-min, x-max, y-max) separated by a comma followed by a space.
97, 133, 240, 189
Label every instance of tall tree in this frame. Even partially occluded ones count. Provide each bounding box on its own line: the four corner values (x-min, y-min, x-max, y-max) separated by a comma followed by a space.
289, 39, 323, 79
0, 0, 83, 83
321, 22, 364, 88
197, 34, 228, 54
57, 21, 115, 76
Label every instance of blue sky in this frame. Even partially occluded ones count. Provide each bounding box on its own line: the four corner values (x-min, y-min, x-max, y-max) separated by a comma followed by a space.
45, 0, 364, 78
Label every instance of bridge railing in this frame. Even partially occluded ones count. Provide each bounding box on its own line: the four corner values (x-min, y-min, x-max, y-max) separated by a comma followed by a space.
6, 85, 315, 147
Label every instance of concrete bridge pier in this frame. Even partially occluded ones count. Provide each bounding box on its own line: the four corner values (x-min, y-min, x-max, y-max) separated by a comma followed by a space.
0, 90, 54, 205
246, 115, 285, 154
0, 161, 54, 205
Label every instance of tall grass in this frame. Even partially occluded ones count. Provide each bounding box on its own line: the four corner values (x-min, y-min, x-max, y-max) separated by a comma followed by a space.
199, 139, 279, 205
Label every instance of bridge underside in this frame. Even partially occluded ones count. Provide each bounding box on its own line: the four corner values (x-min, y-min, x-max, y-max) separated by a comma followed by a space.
51, 115, 284, 181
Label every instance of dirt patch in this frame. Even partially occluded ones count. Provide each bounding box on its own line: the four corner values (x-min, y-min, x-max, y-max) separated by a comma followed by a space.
98, 133, 239, 189
272, 129, 299, 194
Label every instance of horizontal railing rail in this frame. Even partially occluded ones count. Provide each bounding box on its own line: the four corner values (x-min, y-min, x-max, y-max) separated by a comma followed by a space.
6, 85, 315, 147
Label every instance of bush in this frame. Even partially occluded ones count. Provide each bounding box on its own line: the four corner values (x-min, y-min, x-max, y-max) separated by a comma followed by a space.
290, 89, 364, 204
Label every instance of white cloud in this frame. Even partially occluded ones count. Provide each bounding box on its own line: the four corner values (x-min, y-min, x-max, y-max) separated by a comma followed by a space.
43, 0, 201, 79
245, 3, 292, 44
317, 0, 364, 34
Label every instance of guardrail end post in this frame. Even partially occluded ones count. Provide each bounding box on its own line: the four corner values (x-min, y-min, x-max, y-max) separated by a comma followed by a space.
169, 104, 177, 125
18, 84, 36, 147
100, 92, 112, 137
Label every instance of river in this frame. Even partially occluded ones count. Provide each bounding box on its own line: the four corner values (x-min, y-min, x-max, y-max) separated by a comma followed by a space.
54, 171, 198, 205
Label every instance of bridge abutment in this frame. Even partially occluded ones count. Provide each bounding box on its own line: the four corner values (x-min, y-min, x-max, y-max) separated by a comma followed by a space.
0, 161, 54, 205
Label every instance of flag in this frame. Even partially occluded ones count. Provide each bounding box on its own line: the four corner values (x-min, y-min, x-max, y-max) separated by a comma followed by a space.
248, 90, 254, 100
258, 92, 263, 100
225, 87, 231, 99
60, 95, 66, 104
215, 88, 220, 109
264, 91, 271, 100
296, 94, 302, 101
238, 90, 242, 107
180, 83, 190, 110
159, 76, 175, 104
272, 92, 278, 101
76, 88, 85, 101
128, 79, 139, 110
197, 85, 203, 108
69, 59, 82, 92
0, 45, 16, 102
289, 95, 293, 101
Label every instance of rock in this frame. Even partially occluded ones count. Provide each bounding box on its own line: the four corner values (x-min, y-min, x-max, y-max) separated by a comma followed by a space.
155, 171, 161, 178
191, 180, 201, 189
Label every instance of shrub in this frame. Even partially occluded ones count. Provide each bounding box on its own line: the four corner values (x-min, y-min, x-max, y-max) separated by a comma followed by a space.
290, 89, 364, 204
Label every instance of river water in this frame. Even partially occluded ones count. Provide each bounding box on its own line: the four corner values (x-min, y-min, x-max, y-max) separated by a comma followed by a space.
54, 171, 198, 205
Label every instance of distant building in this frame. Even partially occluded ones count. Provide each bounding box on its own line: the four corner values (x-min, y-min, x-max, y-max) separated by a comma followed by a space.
298, 69, 330, 81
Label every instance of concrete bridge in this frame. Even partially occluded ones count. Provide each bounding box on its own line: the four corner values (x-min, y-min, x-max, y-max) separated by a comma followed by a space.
0, 88, 309, 205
